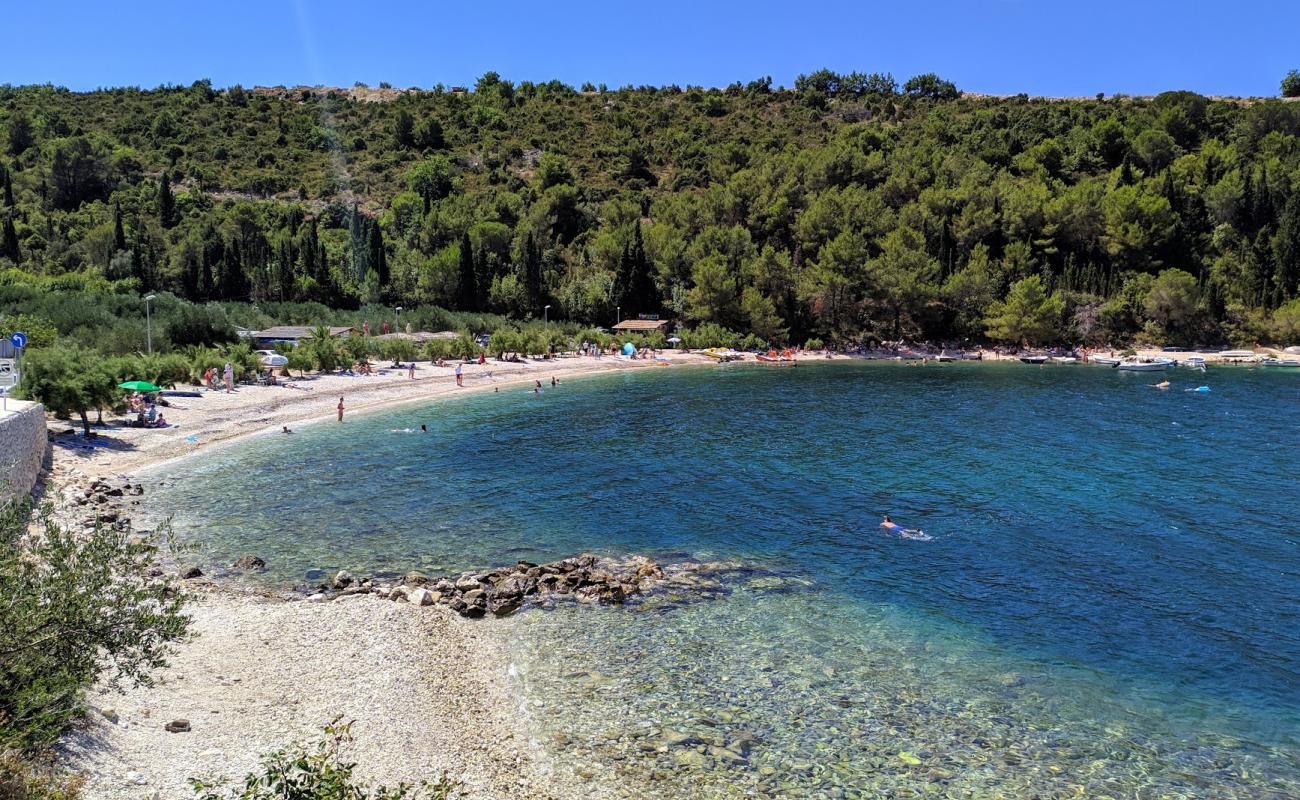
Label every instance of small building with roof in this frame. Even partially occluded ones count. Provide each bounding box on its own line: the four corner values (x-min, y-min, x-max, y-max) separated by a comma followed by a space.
612, 319, 672, 335
252, 326, 356, 347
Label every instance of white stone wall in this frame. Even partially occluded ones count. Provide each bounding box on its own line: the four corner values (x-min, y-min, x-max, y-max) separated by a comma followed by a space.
0, 400, 50, 502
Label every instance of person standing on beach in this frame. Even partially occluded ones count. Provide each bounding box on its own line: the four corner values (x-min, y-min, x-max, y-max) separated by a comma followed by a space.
337, 396, 345, 422
408, 362, 416, 380
454, 362, 463, 387
223, 362, 234, 393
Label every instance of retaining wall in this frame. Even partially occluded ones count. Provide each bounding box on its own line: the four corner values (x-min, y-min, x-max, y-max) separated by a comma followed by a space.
1, 400, 50, 502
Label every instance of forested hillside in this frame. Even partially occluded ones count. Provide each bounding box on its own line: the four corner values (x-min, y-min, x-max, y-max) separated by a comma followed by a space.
2, 71, 1300, 347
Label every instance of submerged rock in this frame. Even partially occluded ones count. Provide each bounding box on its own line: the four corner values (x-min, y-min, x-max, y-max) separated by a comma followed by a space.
232, 555, 266, 571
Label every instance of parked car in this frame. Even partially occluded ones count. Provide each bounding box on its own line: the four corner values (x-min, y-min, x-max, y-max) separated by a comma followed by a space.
256, 349, 289, 367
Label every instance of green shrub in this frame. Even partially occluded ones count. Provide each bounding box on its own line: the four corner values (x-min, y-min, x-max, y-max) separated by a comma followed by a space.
0, 502, 191, 751
190, 719, 456, 800
804, 337, 825, 350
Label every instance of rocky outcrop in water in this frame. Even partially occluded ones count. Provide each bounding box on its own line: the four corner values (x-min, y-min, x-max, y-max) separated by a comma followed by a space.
309, 554, 757, 618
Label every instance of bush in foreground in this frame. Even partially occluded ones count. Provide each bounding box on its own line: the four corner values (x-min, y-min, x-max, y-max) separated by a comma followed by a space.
0, 502, 191, 751
191, 720, 457, 800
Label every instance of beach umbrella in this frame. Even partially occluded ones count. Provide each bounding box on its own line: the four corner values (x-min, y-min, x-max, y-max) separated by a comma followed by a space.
118, 380, 161, 392
667, 336, 682, 343
622, 342, 636, 356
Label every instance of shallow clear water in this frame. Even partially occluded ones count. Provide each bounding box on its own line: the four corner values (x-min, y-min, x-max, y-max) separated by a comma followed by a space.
150, 362, 1300, 797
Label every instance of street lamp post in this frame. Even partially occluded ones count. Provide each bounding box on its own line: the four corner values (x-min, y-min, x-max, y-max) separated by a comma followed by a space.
395, 306, 403, 332
544, 304, 551, 326
144, 294, 157, 354
616, 306, 621, 325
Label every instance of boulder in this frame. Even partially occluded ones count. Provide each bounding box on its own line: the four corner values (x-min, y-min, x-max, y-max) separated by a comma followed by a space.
402, 571, 430, 586
388, 586, 408, 602
232, 555, 266, 571
454, 574, 483, 592
433, 578, 457, 593
488, 594, 522, 616
462, 588, 485, 604
305, 593, 328, 602
332, 570, 353, 589
164, 719, 191, 733
408, 587, 435, 606
179, 565, 203, 579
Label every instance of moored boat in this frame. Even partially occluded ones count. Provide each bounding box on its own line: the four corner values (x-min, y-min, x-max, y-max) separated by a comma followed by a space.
1019, 354, 1049, 364
1260, 358, 1300, 368
1050, 356, 1078, 364
1117, 357, 1174, 371
1088, 355, 1122, 366
700, 347, 744, 362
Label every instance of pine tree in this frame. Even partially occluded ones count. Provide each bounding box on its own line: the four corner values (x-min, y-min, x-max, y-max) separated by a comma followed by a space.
1, 165, 12, 207
457, 232, 477, 311
157, 172, 177, 228
113, 202, 126, 251
1, 215, 19, 262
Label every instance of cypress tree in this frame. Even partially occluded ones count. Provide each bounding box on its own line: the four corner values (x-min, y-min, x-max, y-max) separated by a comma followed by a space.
113, 202, 126, 251
348, 205, 368, 281
369, 220, 388, 286
628, 221, 658, 312
457, 232, 477, 311
157, 172, 177, 228
522, 232, 542, 309
1, 215, 19, 262
1118, 155, 1134, 186
1, 166, 12, 207
1275, 192, 1300, 300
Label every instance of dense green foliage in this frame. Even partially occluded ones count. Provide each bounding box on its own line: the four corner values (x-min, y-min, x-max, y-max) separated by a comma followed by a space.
0, 503, 190, 751
191, 720, 456, 800
3, 73, 1300, 346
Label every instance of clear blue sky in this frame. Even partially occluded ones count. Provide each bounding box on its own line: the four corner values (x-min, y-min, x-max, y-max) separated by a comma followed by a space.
2, 1, 1296, 97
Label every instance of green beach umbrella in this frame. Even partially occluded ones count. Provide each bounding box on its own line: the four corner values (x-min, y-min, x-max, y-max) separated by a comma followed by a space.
118, 380, 161, 392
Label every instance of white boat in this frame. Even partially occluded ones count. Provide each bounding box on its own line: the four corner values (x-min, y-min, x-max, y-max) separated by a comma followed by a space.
1088, 355, 1122, 366
1116, 357, 1174, 372
1019, 355, 1049, 364
1183, 356, 1207, 368
1217, 350, 1258, 362
1260, 358, 1300, 368
1050, 356, 1078, 364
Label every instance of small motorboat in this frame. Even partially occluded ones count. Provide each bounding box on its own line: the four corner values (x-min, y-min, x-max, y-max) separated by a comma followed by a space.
1217, 350, 1258, 363
1019, 354, 1049, 364
1183, 356, 1207, 368
1117, 357, 1174, 371
935, 351, 960, 362
1088, 355, 1122, 366
1050, 356, 1078, 364
1260, 358, 1300, 368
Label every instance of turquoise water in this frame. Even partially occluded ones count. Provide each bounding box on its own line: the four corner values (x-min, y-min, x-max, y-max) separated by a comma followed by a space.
150, 362, 1300, 797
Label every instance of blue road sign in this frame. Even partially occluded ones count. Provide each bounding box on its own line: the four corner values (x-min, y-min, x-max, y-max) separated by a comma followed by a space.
9, 332, 26, 349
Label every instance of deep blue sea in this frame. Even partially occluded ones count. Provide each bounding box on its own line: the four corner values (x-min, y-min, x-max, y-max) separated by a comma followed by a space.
150, 362, 1300, 797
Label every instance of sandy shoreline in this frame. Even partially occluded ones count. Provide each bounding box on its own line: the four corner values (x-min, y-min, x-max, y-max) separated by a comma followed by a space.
48, 350, 817, 799
43, 345, 1283, 797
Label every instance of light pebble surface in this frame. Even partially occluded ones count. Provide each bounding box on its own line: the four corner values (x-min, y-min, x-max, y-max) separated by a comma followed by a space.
61, 590, 571, 800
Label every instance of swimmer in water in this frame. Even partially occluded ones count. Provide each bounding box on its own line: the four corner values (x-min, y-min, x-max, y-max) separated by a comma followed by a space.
1151, 380, 1170, 389
420, 424, 427, 432
881, 514, 930, 540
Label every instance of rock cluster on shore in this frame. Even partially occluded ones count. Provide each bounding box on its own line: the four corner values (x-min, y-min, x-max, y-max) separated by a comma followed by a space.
311, 554, 747, 617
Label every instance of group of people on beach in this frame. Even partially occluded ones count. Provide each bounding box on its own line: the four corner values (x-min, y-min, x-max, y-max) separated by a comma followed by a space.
202, 363, 235, 393
126, 392, 168, 428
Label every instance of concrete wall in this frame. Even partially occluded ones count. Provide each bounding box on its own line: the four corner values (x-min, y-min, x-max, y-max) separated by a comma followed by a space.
0, 400, 50, 502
